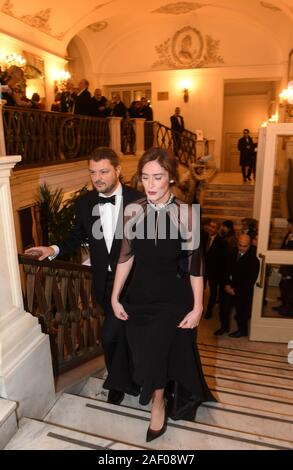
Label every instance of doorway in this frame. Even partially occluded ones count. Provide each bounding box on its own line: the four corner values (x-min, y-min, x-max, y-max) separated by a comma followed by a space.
222, 80, 279, 172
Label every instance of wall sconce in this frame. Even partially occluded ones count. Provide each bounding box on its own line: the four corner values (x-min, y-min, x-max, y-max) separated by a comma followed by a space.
279, 81, 293, 119
183, 88, 189, 103
53, 70, 71, 92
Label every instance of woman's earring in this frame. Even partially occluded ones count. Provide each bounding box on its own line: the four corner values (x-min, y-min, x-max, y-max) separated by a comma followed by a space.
170, 180, 174, 183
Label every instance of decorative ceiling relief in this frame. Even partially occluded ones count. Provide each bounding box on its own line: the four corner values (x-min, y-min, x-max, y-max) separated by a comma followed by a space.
152, 26, 224, 69
1, 0, 65, 40
87, 21, 108, 32
152, 2, 207, 15
259, 2, 282, 12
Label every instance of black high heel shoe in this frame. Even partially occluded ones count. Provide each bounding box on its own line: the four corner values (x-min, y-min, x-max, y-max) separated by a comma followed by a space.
146, 406, 167, 442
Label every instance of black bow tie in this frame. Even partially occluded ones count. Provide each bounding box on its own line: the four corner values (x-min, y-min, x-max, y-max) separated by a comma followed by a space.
97, 195, 116, 205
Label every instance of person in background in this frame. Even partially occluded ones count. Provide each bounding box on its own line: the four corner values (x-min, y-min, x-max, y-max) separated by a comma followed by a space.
170, 107, 185, 156
238, 129, 254, 182
204, 220, 227, 319
30, 93, 44, 110
214, 234, 260, 337
74, 79, 92, 116
220, 220, 237, 252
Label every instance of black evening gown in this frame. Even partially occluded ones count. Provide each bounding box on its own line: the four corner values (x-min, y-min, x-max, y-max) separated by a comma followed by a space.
104, 197, 215, 420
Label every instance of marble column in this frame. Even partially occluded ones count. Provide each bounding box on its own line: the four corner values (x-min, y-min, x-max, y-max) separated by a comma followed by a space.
0, 155, 55, 419
107, 117, 122, 156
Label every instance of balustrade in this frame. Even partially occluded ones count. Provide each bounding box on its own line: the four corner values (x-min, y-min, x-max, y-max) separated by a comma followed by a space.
18, 254, 103, 375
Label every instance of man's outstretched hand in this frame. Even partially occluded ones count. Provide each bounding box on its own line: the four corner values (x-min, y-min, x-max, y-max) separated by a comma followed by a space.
24, 246, 54, 261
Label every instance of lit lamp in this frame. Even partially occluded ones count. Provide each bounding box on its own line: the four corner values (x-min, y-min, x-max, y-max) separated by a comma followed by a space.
54, 70, 71, 92
183, 88, 189, 103
279, 81, 293, 119
179, 79, 192, 104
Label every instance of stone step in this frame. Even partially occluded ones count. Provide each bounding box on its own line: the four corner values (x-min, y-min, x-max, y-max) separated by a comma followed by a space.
198, 342, 288, 363
0, 398, 18, 450
205, 184, 256, 192
203, 191, 255, 199
4, 417, 143, 450
44, 393, 293, 450
203, 206, 253, 217
204, 198, 254, 208
199, 349, 293, 376
204, 198, 279, 208
79, 377, 293, 444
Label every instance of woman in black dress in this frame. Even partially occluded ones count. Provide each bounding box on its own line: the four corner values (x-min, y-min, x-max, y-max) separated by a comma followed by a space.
104, 148, 215, 442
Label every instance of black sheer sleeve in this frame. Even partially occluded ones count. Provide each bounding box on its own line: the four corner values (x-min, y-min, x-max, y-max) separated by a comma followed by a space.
118, 199, 145, 264
175, 200, 205, 277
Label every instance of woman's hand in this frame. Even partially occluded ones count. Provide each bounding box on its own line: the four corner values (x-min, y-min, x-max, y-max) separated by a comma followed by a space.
178, 305, 203, 329
111, 299, 129, 321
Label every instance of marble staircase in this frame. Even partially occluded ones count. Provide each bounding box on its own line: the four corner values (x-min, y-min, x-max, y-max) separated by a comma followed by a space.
4, 341, 293, 450
201, 173, 281, 224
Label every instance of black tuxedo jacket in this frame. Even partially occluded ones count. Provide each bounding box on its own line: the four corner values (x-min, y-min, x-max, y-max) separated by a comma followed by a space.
238, 136, 254, 166
205, 234, 228, 281
170, 115, 184, 133
74, 89, 92, 116
224, 246, 260, 298
57, 185, 142, 303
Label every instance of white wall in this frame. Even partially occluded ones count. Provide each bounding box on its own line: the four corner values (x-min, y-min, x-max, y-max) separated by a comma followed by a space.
223, 94, 270, 133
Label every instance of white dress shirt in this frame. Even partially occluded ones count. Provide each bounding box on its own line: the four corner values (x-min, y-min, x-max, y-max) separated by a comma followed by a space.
49, 184, 123, 269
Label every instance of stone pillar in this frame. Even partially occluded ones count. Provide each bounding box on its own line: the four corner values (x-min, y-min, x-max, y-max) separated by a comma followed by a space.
107, 117, 122, 156
0, 155, 55, 419
133, 118, 145, 158
0, 100, 6, 156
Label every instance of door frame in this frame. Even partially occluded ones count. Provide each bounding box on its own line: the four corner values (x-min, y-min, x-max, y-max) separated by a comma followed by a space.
250, 123, 293, 342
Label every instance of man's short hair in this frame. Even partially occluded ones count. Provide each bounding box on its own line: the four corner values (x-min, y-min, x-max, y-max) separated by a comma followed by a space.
89, 147, 119, 167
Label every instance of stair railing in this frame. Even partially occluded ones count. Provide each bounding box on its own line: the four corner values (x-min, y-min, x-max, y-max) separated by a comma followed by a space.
18, 254, 103, 375
153, 122, 217, 181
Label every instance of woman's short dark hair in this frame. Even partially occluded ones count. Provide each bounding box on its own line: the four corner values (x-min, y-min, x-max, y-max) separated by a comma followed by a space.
137, 147, 178, 181
89, 147, 119, 168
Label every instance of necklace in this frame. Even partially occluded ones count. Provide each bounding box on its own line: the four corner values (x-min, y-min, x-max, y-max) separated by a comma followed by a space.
147, 193, 174, 211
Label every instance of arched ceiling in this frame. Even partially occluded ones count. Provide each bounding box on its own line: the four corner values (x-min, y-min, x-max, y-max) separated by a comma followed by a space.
0, 0, 293, 57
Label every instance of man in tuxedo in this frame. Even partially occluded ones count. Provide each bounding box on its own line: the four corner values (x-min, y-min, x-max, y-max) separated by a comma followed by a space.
25, 147, 141, 404
238, 129, 255, 182
214, 234, 260, 337
74, 79, 92, 116
170, 107, 185, 156
204, 220, 227, 319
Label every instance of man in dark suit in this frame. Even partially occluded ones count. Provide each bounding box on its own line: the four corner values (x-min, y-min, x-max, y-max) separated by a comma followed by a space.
214, 234, 260, 337
238, 129, 255, 182
25, 147, 141, 404
170, 107, 185, 156
204, 220, 227, 319
74, 79, 92, 116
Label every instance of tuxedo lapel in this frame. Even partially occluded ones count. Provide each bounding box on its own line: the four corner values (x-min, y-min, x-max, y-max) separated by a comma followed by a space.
88, 190, 108, 254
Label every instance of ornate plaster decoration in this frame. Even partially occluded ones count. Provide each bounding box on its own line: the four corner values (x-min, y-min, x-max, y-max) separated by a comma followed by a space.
259, 1, 282, 12
87, 21, 108, 32
152, 2, 207, 15
152, 25, 224, 69
1, 1, 65, 40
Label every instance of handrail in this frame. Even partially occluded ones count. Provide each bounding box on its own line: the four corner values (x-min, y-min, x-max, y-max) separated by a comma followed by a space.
18, 254, 103, 375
